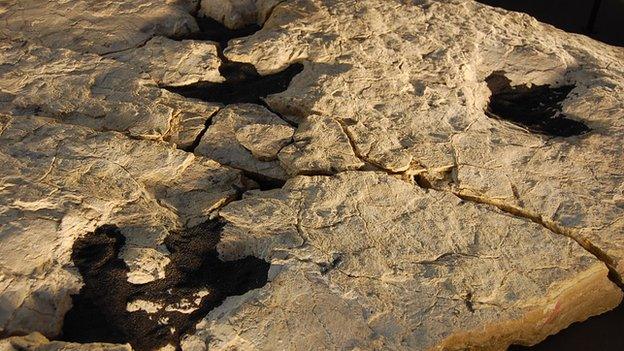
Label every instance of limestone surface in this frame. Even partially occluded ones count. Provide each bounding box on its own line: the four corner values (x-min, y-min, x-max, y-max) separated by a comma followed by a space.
224, 0, 624, 278
206, 172, 622, 350
109, 36, 225, 87
0, 0, 623, 350
0, 41, 220, 140
278, 114, 365, 175
0, 333, 131, 351
195, 104, 293, 180
0, 0, 199, 54
0, 114, 241, 336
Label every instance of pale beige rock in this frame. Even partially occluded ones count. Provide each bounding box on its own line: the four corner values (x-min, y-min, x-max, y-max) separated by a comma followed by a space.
278, 114, 365, 175
235, 123, 294, 161
0, 41, 218, 140
0, 0, 198, 55
224, 0, 624, 276
109, 36, 225, 87
0, 0, 623, 349
0, 333, 132, 351
0, 114, 241, 335
203, 172, 623, 350
195, 104, 291, 180
200, 0, 283, 29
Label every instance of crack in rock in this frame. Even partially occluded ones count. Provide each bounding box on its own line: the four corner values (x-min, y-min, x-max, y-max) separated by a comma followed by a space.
485, 72, 591, 137
60, 222, 269, 351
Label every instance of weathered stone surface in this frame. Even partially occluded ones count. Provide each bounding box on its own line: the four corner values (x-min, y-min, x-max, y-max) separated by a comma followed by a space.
109, 36, 224, 87
224, 0, 624, 276
0, 0, 199, 55
0, 0, 623, 349
198, 172, 622, 350
235, 123, 294, 161
0, 333, 131, 351
200, 0, 283, 29
0, 41, 219, 140
278, 114, 365, 175
0, 114, 241, 336
195, 104, 292, 180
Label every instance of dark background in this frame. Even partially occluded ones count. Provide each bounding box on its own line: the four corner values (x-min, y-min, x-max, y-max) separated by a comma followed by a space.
476, 0, 624, 47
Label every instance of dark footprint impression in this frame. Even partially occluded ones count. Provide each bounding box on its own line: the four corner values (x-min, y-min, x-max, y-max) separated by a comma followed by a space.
164, 62, 304, 105
485, 73, 590, 137
180, 16, 261, 50
61, 221, 270, 351
166, 12, 304, 106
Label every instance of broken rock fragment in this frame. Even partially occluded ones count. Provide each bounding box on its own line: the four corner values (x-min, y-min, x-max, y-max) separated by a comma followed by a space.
0, 41, 219, 140
109, 36, 225, 87
195, 104, 293, 180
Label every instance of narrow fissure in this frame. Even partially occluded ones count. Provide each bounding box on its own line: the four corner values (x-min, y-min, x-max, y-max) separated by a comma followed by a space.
485, 72, 591, 137
60, 221, 270, 351
181, 108, 219, 153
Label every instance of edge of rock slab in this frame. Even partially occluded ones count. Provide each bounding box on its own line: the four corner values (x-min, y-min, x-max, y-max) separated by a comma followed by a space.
432, 262, 622, 350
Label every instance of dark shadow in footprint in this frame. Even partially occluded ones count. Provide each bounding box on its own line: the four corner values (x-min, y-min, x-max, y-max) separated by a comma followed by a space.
61, 221, 269, 351
176, 15, 261, 50
163, 63, 304, 105
485, 72, 590, 137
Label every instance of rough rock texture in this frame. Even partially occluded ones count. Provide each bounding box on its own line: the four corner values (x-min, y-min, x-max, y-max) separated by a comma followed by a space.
0, 333, 131, 351
0, 41, 220, 140
278, 114, 365, 175
0, 0, 623, 349
224, 0, 624, 277
195, 104, 293, 180
0, 114, 241, 336
0, 0, 199, 54
236, 124, 294, 161
200, 0, 283, 29
199, 172, 622, 350
109, 36, 225, 87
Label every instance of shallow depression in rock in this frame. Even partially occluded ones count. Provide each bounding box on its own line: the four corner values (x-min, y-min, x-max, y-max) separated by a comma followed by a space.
485, 73, 591, 137
60, 221, 270, 351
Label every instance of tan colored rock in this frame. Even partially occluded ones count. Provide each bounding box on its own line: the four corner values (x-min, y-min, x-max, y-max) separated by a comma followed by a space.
200, 0, 283, 29
0, 114, 241, 336
109, 36, 225, 87
195, 104, 291, 180
166, 100, 222, 150
202, 172, 622, 350
235, 123, 294, 161
0, 333, 132, 351
224, 0, 624, 276
0, 41, 218, 140
278, 114, 365, 175
0, 0, 198, 54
